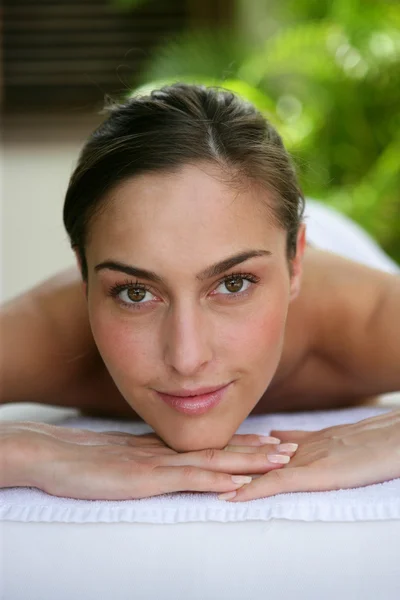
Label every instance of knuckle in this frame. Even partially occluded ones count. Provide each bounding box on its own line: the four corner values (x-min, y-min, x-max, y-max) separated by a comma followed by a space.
202, 448, 218, 463
270, 466, 302, 488
181, 465, 198, 480
269, 467, 289, 482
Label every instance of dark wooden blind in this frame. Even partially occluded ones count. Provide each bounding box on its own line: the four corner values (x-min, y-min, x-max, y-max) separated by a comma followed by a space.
3, 0, 190, 112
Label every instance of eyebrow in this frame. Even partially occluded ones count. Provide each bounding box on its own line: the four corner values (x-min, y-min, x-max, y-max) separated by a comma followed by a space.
94, 249, 272, 284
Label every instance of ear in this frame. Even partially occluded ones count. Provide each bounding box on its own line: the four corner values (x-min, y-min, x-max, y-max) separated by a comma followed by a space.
289, 223, 306, 302
73, 249, 88, 300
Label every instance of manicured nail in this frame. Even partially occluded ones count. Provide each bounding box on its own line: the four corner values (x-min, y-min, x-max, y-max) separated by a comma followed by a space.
231, 476, 252, 484
258, 436, 281, 444
268, 454, 291, 464
277, 443, 298, 452
218, 491, 237, 500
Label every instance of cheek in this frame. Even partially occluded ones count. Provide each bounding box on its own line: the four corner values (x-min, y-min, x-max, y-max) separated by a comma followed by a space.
89, 308, 157, 386
221, 276, 289, 355
221, 302, 286, 364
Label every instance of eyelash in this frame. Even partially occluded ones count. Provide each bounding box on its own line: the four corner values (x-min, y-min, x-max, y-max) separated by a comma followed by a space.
107, 272, 260, 311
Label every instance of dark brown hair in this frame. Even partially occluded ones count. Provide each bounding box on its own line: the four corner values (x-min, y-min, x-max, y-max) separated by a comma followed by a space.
63, 83, 305, 282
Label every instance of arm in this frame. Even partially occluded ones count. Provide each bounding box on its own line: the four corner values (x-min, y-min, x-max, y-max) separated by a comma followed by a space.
0, 266, 137, 418
269, 248, 400, 408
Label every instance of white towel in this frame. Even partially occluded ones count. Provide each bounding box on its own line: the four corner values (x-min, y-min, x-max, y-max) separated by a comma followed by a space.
1, 406, 399, 524
304, 198, 400, 274
1, 202, 399, 526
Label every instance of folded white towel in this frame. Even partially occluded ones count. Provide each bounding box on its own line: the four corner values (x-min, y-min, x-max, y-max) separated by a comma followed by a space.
1, 406, 399, 524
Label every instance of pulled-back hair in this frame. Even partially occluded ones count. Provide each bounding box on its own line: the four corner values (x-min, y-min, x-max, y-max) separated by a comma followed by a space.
63, 83, 305, 282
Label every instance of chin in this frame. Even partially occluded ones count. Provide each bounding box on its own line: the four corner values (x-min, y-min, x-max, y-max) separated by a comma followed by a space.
162, 435, 229, 453
152, 415, 243, 453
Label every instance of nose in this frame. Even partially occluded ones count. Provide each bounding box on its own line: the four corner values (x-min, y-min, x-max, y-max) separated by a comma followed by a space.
163, 303, 212, 376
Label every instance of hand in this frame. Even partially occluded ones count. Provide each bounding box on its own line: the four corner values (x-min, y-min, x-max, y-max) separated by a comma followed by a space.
219, 410, 400, 502
1, 422, 294, 500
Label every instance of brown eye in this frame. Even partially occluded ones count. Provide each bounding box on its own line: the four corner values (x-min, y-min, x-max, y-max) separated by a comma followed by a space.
214, 273, 258, 297
224, 276, 244, 293
127, 287, 147, 302
109, 281, 157, 309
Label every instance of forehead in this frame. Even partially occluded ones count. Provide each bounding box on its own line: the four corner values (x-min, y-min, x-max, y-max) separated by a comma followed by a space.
86, 163, 284, 262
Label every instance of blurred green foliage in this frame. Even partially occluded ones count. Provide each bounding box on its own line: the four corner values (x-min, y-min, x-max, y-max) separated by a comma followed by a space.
122, 0, 400, 262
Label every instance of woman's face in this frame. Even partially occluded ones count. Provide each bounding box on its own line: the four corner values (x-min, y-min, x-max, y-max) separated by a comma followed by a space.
82, 163, 305, 451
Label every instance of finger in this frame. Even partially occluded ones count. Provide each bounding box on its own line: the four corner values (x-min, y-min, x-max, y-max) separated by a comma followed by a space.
219, 466, 315, 502
227, 434, 281, 446
223, 443, 298, 456
145, 465, 256, 496
155, 448, 292, 474
269, 429, 312, 442
59, 460, 253, 500
223, 444, 278, 454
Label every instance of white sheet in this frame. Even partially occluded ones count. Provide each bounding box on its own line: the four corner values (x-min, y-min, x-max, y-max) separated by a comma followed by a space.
1, 407, 400, 524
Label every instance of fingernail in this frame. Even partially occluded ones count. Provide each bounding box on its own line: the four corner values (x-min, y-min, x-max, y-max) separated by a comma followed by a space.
268, 454, 291, 464
258, 436, 281, 444
218, 491, 237, 500
231, 475, 252, 484
277, 443, 298, 452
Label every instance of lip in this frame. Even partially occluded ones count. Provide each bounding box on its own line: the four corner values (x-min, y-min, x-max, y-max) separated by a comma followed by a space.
157, 384, 230, 397
155, 382, 232, 415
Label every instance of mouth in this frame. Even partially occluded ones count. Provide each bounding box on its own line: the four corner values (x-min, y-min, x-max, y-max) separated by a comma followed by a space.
154, 382, 233, 415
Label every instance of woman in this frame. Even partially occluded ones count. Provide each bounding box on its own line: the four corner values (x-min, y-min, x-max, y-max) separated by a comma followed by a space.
1, 83, 399, 503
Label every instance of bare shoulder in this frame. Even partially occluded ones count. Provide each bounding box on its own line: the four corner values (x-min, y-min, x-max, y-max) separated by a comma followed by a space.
299, 247, 398, 360
35, 265, 98, 370
1, 265, 136, 418
265, 247, 400, 411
